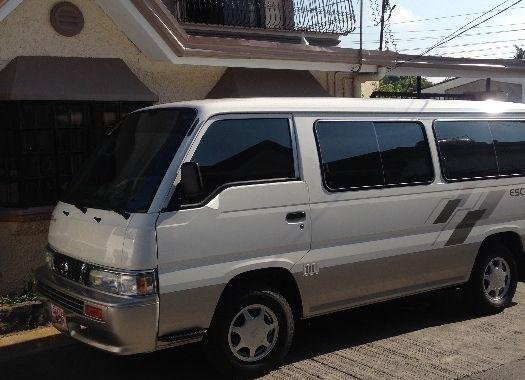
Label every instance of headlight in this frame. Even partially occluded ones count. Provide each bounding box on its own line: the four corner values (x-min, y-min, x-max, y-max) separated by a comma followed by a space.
88, 269, 156, 296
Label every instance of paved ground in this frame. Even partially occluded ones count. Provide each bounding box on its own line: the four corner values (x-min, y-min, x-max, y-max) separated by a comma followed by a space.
1, 284, 524, 380
463, 359, 525, 380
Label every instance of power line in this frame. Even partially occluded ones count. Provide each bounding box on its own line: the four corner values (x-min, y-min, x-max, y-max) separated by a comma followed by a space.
390, 27, 525, 42
438, 45, 518, 56
460, 52, 515, 59
419, 0, 523, 55
345, 27, 525, 44
383, 22, 525, 34
388, 0, 524, 71
345, 21, 525, 36
375, 4, 525, 26
398, 38, 525, 52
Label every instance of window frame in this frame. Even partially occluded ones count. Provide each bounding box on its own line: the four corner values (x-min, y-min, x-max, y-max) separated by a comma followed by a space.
313, 119, 435, 193
432, 118, 525, 183
173, 114, 302, 211
0, 100, 153, 208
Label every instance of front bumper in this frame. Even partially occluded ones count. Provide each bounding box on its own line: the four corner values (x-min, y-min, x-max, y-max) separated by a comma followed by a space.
35, 266, 159, 355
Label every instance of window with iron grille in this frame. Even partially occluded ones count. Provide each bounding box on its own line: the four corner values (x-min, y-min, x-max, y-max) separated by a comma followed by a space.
0, 101, 151, 208
162, 0, 356, 34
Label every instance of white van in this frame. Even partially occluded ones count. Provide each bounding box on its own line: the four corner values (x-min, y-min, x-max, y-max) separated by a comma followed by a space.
37, 98, 525, 377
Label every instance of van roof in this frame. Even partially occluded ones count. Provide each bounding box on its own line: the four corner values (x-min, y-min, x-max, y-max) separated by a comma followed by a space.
145, 98, 525, 116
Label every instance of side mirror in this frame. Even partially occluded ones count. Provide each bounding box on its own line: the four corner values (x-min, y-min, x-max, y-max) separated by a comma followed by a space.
180, 162, 203, 200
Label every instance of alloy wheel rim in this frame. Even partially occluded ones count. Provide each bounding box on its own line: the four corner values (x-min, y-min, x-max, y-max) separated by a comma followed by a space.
228, 304, 279, 363
483, 257, 511, 302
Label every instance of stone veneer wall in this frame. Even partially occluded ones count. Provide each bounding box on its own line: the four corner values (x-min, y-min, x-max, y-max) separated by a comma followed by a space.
0, 214, 50, 295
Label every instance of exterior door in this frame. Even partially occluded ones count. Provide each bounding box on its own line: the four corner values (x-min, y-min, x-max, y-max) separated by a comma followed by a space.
155, 115, 311, 335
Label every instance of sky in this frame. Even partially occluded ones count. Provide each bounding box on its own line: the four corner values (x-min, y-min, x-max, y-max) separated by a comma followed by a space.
339, 0, 525, 79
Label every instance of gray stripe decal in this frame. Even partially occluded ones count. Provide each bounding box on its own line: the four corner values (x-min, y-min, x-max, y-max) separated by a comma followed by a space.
445, 209, 486, 246
434, 198, 462, 224
479, 189, 506, 219
444, 190, 506, 246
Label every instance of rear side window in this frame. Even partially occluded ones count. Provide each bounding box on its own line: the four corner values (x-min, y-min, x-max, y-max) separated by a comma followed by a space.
491, 121, 525, 175
375, 122, 435, 185
314, 121, 383, 189
315, 121, 433, 191
190, 118, 295, 202
434, 120, 525, 181
434, 121, 498, 180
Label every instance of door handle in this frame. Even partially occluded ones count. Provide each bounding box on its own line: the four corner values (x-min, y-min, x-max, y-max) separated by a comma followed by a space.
286, 211, 306, 223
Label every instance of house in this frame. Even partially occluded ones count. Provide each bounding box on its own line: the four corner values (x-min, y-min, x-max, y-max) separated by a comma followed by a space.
2, 0, 525, 295
422, 77, 525, 103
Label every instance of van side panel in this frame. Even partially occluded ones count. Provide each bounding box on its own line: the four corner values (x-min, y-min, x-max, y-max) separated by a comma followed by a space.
294, 187, 482, 316
295, 243, 480, 315
292, 115, 525, 317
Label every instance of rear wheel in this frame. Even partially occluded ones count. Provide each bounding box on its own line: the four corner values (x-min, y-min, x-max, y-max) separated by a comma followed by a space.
466, 242, 518, 313
204, 288, 294, 378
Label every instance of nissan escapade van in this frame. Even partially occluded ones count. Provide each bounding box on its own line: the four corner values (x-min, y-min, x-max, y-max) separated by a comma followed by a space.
36, 98, 525, 377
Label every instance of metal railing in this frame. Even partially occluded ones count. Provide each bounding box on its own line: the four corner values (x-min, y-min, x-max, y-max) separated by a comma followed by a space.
371, 91, 477, 101
162, 0, 356, 35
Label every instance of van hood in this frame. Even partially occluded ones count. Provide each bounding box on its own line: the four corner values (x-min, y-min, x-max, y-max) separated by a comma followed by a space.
48, 202, 158, 270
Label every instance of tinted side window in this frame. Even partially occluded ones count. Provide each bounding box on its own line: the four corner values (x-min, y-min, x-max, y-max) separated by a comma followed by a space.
434, 121, 498, 180
375, 122, 434, 184
490, 121, 525, 175
315, 121, 433, 190
190, 118, 295, 202
315, 121, 383, 190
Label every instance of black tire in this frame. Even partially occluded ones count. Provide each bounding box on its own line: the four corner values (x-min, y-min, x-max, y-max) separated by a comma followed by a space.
204, 288, 294, 378
466, 241, 518, 314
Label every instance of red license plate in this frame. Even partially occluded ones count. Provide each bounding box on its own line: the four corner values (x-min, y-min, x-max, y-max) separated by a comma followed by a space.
50, 304, 68, 331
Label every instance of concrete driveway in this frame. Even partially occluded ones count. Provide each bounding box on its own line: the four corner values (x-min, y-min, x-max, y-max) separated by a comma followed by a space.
1, 284, 524, 380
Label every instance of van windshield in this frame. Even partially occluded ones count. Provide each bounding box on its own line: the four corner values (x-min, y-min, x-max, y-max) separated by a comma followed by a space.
61, 108, 196, 214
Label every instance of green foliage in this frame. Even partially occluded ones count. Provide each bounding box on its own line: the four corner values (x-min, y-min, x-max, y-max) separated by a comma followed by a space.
0, 281, 38, 306
377, 76, 434, 93
0, 292, 38, 306
514, 45, 525, 60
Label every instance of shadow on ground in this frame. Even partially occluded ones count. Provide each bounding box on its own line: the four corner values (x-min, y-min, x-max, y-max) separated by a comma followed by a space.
0, 287, 506, 380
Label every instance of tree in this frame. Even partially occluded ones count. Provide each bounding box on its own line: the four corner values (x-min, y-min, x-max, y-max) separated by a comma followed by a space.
377, 76, 433, 93
514, 45, 525, 60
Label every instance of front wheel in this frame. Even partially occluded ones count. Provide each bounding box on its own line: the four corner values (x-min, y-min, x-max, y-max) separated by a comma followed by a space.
204, 289, 294, 378
466, 242, 518, 314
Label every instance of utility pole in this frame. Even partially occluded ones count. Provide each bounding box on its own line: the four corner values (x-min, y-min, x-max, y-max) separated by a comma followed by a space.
379, 0, 388, 51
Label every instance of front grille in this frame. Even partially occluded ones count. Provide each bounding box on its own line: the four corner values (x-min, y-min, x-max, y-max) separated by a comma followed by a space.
38, 281, 84, 314
52, 252, 88, 284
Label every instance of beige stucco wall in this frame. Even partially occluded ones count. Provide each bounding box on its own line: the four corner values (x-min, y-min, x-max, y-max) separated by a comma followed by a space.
0, 0, 334, 100
0, 0, 226, 103
361, 81, 379, 98
310, 71, 331, 94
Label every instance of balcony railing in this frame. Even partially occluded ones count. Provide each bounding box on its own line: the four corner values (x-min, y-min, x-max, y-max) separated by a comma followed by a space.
162, 0, 356, 35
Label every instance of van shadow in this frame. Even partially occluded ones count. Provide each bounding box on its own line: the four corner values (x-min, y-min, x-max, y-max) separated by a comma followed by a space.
287, 287, 493, 362
1, 288, 510, 380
